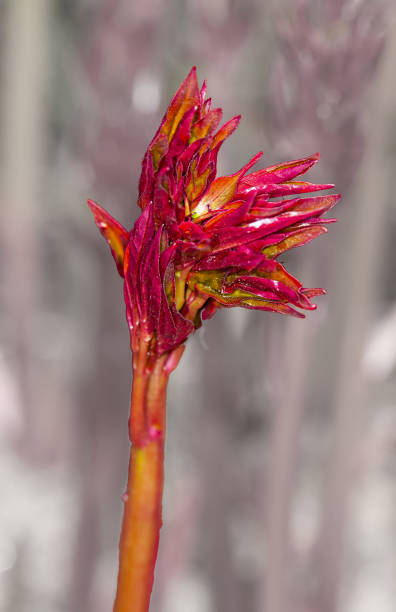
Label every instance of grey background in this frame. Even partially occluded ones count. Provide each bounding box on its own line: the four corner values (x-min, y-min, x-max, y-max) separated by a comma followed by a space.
0, 1, 395, 611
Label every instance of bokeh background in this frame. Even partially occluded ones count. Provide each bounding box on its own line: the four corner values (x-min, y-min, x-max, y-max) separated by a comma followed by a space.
1, 1, 395, 611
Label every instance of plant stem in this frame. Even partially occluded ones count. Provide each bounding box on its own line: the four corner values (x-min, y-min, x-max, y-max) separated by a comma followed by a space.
113, 340, 172, 612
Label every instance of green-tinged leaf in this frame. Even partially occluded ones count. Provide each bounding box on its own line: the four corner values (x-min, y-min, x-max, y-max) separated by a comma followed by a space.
161, 67, 200, 142
263, 225, 328, 259
191, 174, 240, 219
87, 199, 129, 277
192, 153, 261, 219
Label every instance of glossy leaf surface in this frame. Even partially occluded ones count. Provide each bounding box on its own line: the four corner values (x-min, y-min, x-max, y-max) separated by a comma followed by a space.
88, 68, 340, 356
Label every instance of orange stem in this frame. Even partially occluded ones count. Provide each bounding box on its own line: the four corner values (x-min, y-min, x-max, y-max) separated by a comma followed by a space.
113, 341, 173, 612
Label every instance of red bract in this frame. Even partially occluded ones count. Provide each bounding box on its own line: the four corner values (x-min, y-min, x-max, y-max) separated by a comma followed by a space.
88, 67, 339, 357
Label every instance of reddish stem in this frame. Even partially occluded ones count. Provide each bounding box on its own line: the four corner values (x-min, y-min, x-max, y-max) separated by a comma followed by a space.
113, 340, 176, 612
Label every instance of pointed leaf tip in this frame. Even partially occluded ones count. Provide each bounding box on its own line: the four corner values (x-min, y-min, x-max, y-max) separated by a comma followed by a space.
211, 115, 241, 149
161, 67, 200, 142
192, 152, 261, 220
87, 199, 129, 277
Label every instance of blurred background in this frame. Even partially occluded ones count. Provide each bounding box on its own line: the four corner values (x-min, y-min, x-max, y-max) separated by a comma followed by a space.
1, 1, 395, 611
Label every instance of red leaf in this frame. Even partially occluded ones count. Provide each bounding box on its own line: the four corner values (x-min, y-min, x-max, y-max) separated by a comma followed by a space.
240, 153, 320, 188
160, 67, 200, 142
87, 199, 129, 277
